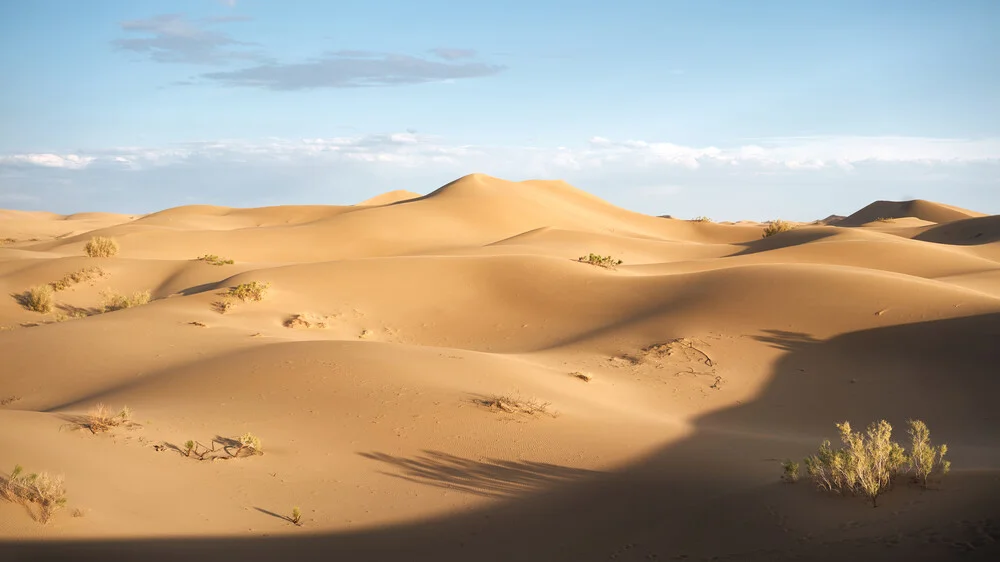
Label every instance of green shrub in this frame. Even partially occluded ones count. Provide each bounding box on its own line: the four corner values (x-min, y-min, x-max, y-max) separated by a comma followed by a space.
907, 419, 950, 489
781, 459, 800, 483
84, 236, 119, 258
291, 506, 302, 525
805, 420, 910, 507
577, 253, 623, 269
228, 281, 270, 303
762, 220, 795, 238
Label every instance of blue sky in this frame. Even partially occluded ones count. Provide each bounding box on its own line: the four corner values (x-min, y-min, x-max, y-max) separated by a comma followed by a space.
1, 0, 998, 220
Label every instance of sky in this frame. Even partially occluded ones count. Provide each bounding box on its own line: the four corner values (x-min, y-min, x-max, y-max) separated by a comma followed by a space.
1, 0, 998, 221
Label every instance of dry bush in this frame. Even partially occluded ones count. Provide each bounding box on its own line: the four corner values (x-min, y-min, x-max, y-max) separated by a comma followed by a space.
476, 394, 552, 416
101, 289, 151, 312
182, 433, 264, 461
781, 459, 800, 483
228, 281, 270, 303
1, 237, 16, 245
1, 465, 67, 524
84, 236, 119, 258
50, 267, 107, 291
907, 419, 950, 489
85, 403, 134, 433
874, 217, 896, 223
577, 253, 623, 269
197, 254, 234, 266
762, 220, 795, 238
804, 420, 909, 507
570, 371, 593, 382
291, 506, 302, 526
284, 314, 329, 329
213, 298, 237, 314
690, 216, 713, 223
17, 285, 54, 313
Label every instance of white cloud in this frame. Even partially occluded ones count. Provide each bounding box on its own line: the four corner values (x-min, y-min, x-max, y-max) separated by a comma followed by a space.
0, 153, 94, 169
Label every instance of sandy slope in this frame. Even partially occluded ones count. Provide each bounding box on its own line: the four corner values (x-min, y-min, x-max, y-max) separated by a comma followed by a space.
1, 175, 999, 562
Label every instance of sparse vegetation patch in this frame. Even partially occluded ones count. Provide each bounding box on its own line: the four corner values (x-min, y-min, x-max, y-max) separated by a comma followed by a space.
476, 394, 553, 417
1, 465, 67, 524
284, 313, 329, 329
1, 238, 16, 245
577, 253, 623, 269
50, 267, 107, 291
197, 254, 235, 266
84, 236, 119, 258
690, 216, 713, 223
570, 371, 593, 382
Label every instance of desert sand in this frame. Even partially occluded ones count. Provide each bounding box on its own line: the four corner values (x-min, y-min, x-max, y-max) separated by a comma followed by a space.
1, 174, 998, 561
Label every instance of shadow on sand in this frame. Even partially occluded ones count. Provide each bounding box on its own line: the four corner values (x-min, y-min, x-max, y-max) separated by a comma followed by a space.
3, 314, 1000, 561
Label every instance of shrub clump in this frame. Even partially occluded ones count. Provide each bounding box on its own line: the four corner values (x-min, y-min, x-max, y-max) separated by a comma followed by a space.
801, 419, 948, 507
84, 236, 119, 258
476, 394, 553, 417
762, 220, 795, 238
197, 254, 234, 266
228, 281, 270, 303
781, 459, 800, 483
1, 465, 67, 524
85, 404, 134, 433
577, 253, 623, 269
690, 216, 713, 223
18, 285, 55, 313
182, 433, 264, 460
101, 289, 151, 312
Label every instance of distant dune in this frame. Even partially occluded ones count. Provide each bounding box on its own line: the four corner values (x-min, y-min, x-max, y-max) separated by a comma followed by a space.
1, 174, 999, 562
835, 199, 984, 226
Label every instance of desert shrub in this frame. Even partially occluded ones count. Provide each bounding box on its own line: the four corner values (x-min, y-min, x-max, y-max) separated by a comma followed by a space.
1, 465, 67, 524
762, 220, 795, 238
570, 371, 593, 382
213, 298, 237, 314
84, 236, 119, 258
18, 285, 54, 313
690, 216, 713, 223
101, 289, 151, 312
237, 432, 263, 456
284, 314, 329, 329
85, 403, 134, 433
907, 419, 950, 489
182, 433, 264, 460
874, 217, 896, 223
577, 253, 623, 269
1, 238, 16, 245
197, 254, 234, 266
781, 459, 800, 483
291, 506, 302, 525
50, 267, 107, 291
805, 420, 908, 507
228, 281, 270, 303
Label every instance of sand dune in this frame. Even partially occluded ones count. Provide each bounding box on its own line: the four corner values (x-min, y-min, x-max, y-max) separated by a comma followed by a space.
2, 175, 999, 561
836, 199, 984, 226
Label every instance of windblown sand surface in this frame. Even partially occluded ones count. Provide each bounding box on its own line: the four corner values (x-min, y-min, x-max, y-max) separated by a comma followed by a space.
1, 174, 998, 561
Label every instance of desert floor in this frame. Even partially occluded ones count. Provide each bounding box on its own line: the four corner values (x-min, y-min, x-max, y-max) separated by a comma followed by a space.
1, 174, 998, 561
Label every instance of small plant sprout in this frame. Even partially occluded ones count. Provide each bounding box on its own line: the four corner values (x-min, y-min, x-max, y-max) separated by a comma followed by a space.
291, 506, 302, 526
237, 432, 263, 456
184, 440, 195, 457
781, 459, 800, 483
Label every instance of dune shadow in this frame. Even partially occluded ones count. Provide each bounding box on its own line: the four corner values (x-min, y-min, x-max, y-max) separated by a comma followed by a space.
360, 450, 599, 499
